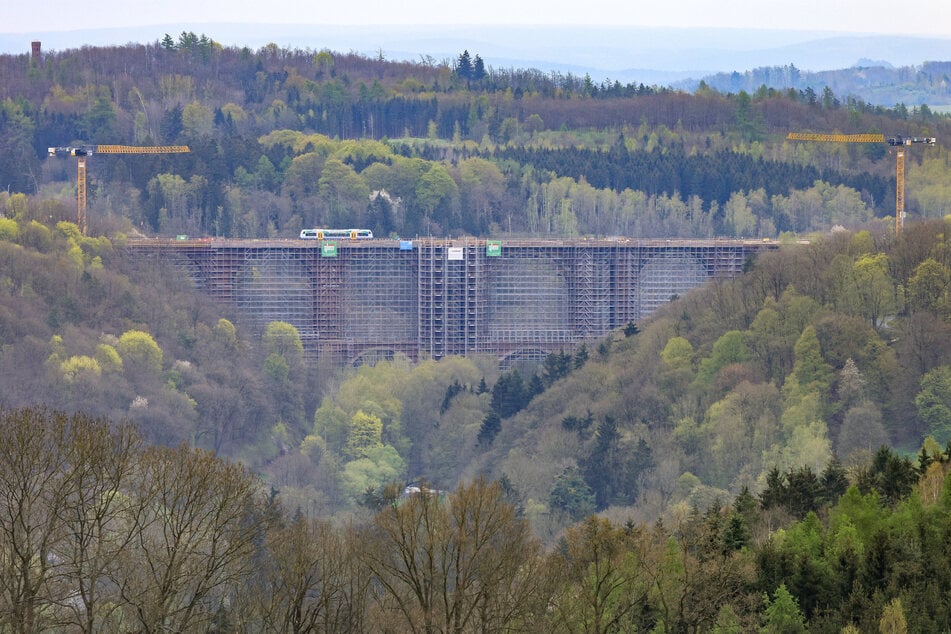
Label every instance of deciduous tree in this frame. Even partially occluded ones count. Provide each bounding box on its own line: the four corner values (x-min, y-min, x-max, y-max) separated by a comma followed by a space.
111, 444, 263, 632
546, 516, 650, 633
362, 478, 543, 632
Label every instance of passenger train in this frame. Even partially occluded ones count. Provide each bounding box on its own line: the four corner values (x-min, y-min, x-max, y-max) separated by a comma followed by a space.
299, 228, 374, 240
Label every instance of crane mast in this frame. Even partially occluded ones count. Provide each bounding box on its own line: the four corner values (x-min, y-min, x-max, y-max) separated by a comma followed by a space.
895, 148, 905, 233
47, 144, 190, 235
785, 132, 935, 235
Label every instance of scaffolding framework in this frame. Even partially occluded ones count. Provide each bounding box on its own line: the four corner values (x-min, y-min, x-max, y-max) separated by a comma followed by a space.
128, 238, 772, 365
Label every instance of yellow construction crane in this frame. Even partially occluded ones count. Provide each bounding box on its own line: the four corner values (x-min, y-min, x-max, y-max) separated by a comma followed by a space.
786, 132, 935, 234
47, 144, 190, 235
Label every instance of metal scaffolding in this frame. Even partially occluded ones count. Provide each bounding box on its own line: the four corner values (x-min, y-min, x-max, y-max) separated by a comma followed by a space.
127, 238, 772, 365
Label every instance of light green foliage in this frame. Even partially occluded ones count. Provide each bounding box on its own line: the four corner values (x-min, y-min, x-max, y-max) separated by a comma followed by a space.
697, 330, 750, 385
319, 360, 408, 450
220, 102, 248, 124
333, 139, 393, 166
313, 50, 334, 73
879, 598, 908, 634
94, 343, 123, 374
702, 381, 781, 490
848, 229, 875, 256
339, 445, 405, 502
55, 221, 83, 241
259, 129, 331, 154
907, 154, 951, 218
0, 217, 18, 241
1, 192, 29, 219
661, 336, 694, 370
850, 253, 900, 327
299, 433, 325, 460
149, 173, 209, 234
24, 220, 53, 252
761, 584, 806, 633
713, 603, 743, 633
747, 301, 787, 381
915, 365, 951, 443
255, 156, 278, 192
724, 190, 757, 237
761, 418, 832, 485
458, 157, 506, 219
117, 330, 163, 373
213, 318, 238, 348
829, 486, 886, 547
262, 321, 303, 367
416, 162, 458, 218
66, 241, 84, 270
781, 512, 825, 559
313, 403, 351, 454
60, 355, 102, 383
48, 334, 66, 361
317, 158, 370, 224
271, 421, 292, 448
182, 100, 214, 136
770, 181, 869, 233
659, 336, 697, 402
649, 536, 688, 630
783, 326, 832, 404
907, 258, 951, 316
815, 181, 871, 227
548, 516, 648, 632
283, 152, 327, 198
345, 410, 384, 460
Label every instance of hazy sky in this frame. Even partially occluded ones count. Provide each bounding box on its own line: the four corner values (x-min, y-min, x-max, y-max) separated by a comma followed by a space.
5, 0, 951, 36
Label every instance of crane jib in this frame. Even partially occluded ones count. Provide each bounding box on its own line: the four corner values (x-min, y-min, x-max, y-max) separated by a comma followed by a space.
48, 145, 191, 156
93, 145, 191, 154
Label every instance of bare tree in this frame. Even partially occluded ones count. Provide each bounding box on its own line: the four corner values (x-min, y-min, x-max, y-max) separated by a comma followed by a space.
248, 513, 370, 633
362, 478, 545, 633
52, 417, 142, 633
111, 444, 264, 632
0, 408, 71, 632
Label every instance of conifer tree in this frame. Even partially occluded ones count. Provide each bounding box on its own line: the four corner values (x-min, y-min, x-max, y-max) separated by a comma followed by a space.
456, 50, 473, 81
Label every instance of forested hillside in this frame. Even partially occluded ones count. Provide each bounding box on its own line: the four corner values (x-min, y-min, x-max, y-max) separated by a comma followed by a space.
3, 217, 951, 628
3, 33, 951, 631
0, 219, 322, 459
1, 33, 950, 240
6, 213, 940, 533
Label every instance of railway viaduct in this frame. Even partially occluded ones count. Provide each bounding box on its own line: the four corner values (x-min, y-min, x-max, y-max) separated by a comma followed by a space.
128, 237, 777, 366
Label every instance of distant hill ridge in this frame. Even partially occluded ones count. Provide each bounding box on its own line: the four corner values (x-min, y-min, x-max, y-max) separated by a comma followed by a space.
686, 61, 951, 107
2, 24, 950, 105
